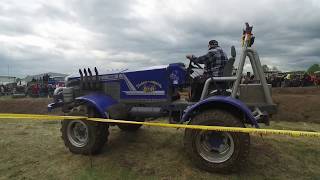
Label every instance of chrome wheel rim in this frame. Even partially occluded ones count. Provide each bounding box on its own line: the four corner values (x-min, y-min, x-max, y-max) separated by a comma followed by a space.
195, 131, 234, 163
67, 120, 89, 147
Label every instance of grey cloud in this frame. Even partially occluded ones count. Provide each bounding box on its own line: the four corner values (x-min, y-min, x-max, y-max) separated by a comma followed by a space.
0, 0, 319, 77
0, 18, 34, 36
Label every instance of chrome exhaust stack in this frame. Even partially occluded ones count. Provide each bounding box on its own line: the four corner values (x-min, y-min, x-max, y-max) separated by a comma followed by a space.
88, 68, 93, 90
94, 67, 100, 90
79, 69, 84, 90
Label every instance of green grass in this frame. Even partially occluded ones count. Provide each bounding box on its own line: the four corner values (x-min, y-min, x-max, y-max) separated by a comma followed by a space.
0, 119, 319, 180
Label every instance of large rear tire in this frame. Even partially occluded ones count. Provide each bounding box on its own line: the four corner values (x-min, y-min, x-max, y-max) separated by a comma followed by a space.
184, 109, 250, 173
61, 105, 109, 155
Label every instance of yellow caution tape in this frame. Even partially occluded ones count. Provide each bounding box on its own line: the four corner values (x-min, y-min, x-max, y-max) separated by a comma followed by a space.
0, 113, 319, 138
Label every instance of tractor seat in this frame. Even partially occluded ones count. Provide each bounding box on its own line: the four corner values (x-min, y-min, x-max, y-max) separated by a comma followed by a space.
214, 46, 236, 93
223, 57, 235, 77
222, 46, 236, 77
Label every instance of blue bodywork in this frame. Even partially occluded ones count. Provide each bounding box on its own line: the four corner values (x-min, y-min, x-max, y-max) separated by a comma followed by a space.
181, 96, 259, 128
49, 62, 259, 127
76, 93, 117, 118
66, 63, 186, 101
119, 68, 169, 100
117, 63, 186, 100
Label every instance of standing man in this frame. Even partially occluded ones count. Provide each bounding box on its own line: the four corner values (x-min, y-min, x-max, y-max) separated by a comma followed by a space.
186, 40, 228, 101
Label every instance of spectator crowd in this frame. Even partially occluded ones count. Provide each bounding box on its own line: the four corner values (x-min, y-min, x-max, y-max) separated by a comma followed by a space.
241, 71, 320, 87
0, 74, 65, 97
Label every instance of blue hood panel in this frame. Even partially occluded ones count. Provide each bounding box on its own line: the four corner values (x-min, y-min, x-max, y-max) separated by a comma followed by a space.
67, 63, 186, 101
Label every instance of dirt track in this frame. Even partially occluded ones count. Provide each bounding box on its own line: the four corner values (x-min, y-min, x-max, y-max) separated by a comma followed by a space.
0, 87, 319, 123
0, 87, 319, 179
272, 87, 320, 123
0, 97, 61, 115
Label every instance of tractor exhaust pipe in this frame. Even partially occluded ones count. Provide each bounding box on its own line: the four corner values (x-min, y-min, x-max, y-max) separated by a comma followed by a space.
83, 68, 88, 90
79, 69, 84, 89
94, 67, 100, 90
88, 68, 94, 90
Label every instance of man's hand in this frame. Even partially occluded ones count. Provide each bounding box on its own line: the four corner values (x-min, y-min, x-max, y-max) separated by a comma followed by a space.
186, 54, 194, 60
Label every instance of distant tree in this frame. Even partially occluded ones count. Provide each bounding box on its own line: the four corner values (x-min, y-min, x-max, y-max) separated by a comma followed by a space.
262, 64, 270, 72
307, 64, 320, 74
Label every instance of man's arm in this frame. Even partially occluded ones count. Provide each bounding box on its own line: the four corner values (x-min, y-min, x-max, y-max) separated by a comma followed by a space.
192, 52, 213, 64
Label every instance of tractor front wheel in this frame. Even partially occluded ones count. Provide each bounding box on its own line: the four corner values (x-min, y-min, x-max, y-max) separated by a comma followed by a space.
61, 106, 109, 155
184, 109, 250, 173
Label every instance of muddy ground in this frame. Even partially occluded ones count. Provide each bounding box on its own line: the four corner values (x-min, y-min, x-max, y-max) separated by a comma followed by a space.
0, 87, 319, 123
0, 87, 319, 179
272, 87, 320, 123
0, 119, 319, 179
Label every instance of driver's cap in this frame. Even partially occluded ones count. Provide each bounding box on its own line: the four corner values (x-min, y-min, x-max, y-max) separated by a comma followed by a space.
209, 40, 218, 46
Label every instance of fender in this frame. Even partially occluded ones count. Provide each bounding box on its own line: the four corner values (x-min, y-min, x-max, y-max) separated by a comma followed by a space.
181, 96, 259, 128
75, 93, 117, 118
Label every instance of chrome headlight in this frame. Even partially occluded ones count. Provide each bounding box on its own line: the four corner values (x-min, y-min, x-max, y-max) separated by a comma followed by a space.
53, 87, 64, 103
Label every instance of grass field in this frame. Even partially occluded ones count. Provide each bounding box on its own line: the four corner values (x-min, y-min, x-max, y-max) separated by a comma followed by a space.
0, 119, 319, 180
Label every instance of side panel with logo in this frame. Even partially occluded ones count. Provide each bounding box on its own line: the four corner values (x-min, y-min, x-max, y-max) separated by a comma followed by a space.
167, 63, 186, 86
120, 69, 169, 100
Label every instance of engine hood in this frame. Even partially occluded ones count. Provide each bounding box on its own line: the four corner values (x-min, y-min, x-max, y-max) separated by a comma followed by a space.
66, 63, 185, 81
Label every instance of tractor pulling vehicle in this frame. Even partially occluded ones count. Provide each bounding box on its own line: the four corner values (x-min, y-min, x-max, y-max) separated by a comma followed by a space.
48, 23, 277, 173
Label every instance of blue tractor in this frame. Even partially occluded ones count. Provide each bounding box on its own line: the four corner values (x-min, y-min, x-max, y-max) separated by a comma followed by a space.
49, 23, 277, 173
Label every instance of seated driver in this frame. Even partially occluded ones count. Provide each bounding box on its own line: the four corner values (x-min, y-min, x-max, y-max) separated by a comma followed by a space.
186, 40, 228, 101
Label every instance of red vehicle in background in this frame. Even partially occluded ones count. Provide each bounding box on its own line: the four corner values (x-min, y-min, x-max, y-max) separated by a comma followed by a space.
312, 71, 320, 86
30, 83, 40, 97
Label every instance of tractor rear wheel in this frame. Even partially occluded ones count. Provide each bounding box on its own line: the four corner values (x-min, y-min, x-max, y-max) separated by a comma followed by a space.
61, 105, 109, 155
184, 109, 250, 173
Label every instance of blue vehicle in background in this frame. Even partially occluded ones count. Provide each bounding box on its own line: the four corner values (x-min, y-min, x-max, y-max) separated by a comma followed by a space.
49, 23, 277, 173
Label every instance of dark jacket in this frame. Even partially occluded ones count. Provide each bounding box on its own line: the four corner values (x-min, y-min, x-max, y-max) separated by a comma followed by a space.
193, 46, 228, 77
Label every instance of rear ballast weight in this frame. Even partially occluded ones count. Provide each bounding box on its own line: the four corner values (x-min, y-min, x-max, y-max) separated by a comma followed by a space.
48, 23, 277, 173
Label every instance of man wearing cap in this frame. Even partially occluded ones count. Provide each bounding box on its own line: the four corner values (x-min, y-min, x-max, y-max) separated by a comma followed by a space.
186, 40, 228, 101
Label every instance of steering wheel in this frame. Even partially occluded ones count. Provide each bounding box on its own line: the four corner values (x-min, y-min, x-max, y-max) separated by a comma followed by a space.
187, 58, 203, 70
185, 58, 203, 85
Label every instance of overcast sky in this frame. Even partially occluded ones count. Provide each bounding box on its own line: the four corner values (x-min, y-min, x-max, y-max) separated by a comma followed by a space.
0, 0, 320, 77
